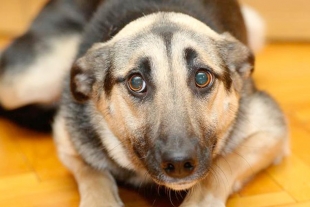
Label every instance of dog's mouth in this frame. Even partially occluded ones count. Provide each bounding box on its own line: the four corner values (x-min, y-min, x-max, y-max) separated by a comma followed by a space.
153, 179, 199, 191
147, 166, 210, 191
133, 135, 214, 190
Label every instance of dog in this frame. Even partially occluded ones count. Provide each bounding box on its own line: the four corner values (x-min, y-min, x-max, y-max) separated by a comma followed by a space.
0, 0, 289, 206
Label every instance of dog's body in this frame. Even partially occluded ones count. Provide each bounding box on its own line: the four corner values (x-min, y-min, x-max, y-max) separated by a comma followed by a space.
0, 0, 288, 206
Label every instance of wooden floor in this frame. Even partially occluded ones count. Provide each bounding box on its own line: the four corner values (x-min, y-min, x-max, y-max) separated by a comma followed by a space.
1, 40, 310, 207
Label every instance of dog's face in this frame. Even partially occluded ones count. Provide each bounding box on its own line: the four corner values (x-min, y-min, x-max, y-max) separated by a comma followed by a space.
71, 13, 254, 190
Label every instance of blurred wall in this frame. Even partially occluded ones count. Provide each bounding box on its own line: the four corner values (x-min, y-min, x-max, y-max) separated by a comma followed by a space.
0, 0, 309, 41
0, 0, 47, 36
240, 0, 310, 41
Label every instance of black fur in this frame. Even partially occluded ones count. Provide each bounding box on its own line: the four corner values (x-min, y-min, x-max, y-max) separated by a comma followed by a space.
0, 104, 56, 132
103, 61, 115, 97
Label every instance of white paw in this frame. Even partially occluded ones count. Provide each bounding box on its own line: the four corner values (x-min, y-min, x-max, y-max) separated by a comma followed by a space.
80, 200, 124, 207
233, 181, 242, 192
79, 193, 124, 207
180, 194, 226, 207
180, 201, 225, 207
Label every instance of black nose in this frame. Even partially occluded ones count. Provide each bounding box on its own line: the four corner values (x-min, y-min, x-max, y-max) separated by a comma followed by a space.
161, 152, 197, 178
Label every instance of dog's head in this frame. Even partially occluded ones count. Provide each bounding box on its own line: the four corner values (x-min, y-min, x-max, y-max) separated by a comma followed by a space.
70, 12, 254, 190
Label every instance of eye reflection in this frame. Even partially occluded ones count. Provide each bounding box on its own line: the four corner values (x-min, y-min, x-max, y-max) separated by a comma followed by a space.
128, 74, 146, 93
195, 70, 213, 88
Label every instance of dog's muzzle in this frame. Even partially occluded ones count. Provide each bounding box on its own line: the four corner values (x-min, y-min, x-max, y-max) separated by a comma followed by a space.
139, 134, 212, 190
161, 147, 197, 179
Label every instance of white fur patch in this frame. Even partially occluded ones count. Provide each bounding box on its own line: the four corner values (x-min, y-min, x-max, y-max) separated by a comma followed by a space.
101, 127, 135, 170
91, 111, 136, 171
53, 113, 78, 156
181, 192, 225, 207
233, 181, 243, 192
241, 5, 265, 53
0, 35, 81, 109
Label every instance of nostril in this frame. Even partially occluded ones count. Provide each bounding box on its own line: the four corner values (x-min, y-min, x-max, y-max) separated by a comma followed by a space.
164, 163, 175, 173
184, 161, 194, 171
162, 159, 196, 178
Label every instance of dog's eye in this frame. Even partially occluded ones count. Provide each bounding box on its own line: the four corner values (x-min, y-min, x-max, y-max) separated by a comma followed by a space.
128, 74, 146, 93
195, 70, 213, 88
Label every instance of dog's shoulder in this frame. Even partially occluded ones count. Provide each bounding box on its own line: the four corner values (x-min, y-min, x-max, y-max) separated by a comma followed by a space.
222, 89, 288, 154
245, 91, 287, 134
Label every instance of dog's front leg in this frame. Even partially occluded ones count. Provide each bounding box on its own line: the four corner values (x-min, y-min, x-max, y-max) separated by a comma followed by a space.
54, 116, 124, 207
59, 152, 124, 207
180, 132, 288, 207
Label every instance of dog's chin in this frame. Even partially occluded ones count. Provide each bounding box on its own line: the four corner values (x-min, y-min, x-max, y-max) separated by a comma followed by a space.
164, 182, 197, 191
149, 170, 210, 191
153, 179, 198, 191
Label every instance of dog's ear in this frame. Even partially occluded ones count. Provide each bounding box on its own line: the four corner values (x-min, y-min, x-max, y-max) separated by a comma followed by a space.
70, 57, 95, 102
70, 44, 110, 102
219, 33, 255, 79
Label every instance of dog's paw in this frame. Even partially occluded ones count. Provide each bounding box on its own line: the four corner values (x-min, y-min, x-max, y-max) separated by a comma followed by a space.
180, 194, 226, 207
180, 201, 225, 207
79, 194, 124, 207
80, 200, 124, 207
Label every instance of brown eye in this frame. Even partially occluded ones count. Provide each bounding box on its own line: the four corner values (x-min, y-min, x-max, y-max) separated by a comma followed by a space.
128, 74, 146, 93
195, 70, 213, 88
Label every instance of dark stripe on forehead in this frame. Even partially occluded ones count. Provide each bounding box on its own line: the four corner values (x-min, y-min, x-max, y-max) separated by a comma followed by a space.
103, 58, 115, 97
151, 23, 180, 58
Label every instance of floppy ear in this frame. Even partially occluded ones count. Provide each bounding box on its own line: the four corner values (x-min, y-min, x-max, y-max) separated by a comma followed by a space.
70, 44, 110, 102
220, 34, 255, 79
70, 57, 95, 102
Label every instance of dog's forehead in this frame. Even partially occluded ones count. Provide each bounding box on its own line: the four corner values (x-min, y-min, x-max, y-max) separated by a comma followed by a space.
111, 12, 222, 43
107, 13, 226, 75
87, 12, 230, 80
